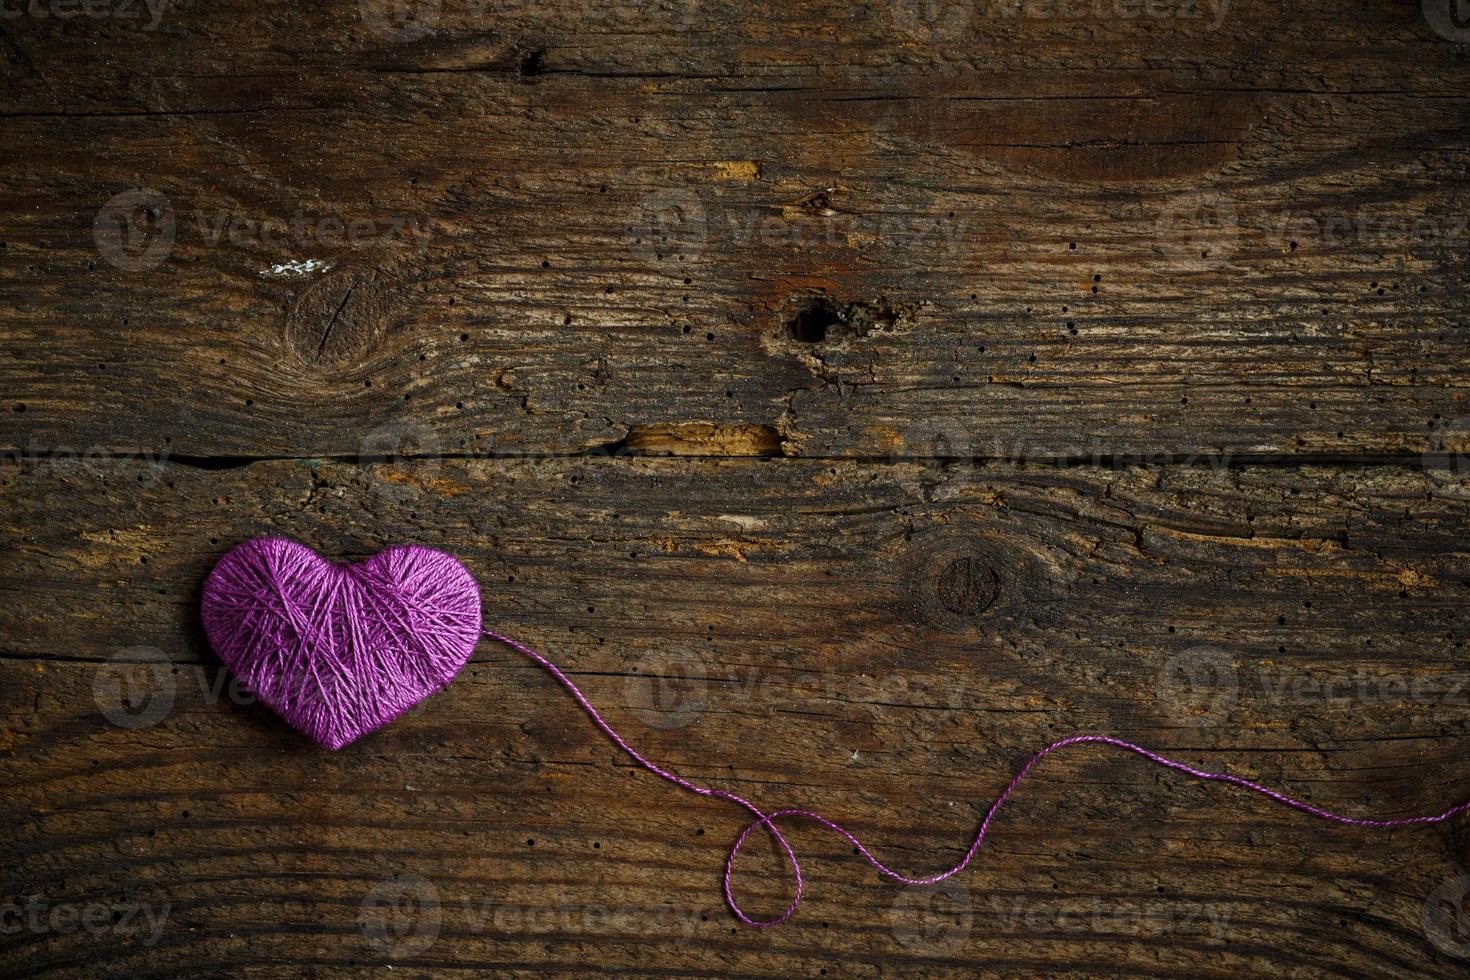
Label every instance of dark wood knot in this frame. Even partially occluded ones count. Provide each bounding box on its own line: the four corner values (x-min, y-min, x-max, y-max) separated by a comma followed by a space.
903, 538, 1003, 632
934, 556, 999, 617
284, 267, 404, 367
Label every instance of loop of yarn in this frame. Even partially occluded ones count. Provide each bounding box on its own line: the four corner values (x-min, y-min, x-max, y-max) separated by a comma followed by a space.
484, 628, 1470, 928
202, 537, 482, 750
199, 538, 1470, 928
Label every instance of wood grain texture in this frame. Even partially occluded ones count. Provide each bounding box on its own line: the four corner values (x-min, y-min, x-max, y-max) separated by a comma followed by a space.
2, 1, 1470, 459
3, 457, 1470, 976
4, 0, 1470, 975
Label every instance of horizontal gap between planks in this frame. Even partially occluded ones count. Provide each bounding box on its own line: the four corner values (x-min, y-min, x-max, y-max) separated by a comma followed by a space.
1, 448, 1463, 471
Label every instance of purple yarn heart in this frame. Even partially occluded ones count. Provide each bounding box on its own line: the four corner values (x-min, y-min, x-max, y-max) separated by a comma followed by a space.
201, 537, 482, 749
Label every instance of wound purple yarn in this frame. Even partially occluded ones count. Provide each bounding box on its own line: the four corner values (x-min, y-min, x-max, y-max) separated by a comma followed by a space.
202, 537, 481, 750
483, 628, 1470, 929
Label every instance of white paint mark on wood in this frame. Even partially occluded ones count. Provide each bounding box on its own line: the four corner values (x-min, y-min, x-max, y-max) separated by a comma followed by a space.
261, 259, 334, 279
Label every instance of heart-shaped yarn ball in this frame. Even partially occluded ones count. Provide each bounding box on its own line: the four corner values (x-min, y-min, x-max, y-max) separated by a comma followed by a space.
201, 537, 482, 749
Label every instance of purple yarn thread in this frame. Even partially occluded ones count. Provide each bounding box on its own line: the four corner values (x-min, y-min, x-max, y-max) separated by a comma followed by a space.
485, 628, 1470, 929
202, 537, 482, 750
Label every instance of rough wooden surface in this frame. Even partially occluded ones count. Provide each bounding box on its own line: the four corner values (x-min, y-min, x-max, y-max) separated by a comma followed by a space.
5, 0, 1470, 460
4, 458, 1470, 976
4, 0, 1470, 976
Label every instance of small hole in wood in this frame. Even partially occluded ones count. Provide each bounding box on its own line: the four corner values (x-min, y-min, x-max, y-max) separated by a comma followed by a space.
519, 49, 546, 76
787, 299, 842, 343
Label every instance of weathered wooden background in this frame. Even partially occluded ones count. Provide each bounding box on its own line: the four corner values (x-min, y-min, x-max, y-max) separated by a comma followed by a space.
4, 0, 1470, 976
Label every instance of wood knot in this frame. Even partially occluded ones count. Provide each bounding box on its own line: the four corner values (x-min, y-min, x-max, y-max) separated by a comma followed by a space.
903, 537, 1003, 631
284, 267, 406, 367
935, 556, 999, 617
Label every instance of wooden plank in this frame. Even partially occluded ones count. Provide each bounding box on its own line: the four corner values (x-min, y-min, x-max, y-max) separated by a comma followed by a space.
3, 456, 1469, 976
2, 2, 1469, 459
